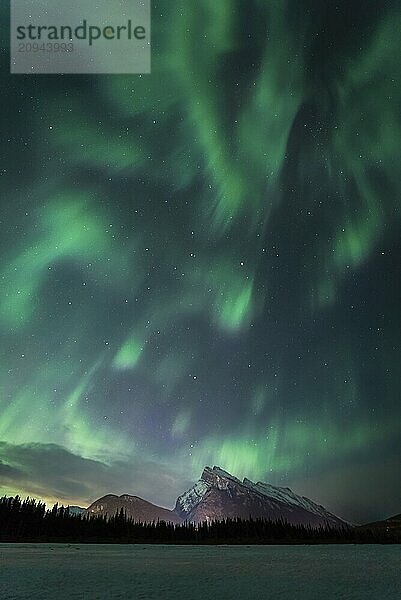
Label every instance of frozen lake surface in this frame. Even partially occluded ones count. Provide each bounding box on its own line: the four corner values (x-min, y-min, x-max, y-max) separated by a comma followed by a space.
1, 543, 400, 599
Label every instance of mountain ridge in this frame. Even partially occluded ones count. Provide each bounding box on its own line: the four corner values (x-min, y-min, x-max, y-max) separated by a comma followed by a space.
86, 493, 181, 524
86, 466, 348, 528
359, 513, 401, 534
175, 466, 347, 526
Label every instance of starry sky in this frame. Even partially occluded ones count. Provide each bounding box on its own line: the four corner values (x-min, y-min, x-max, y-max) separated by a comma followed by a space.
0, 1, 400, 523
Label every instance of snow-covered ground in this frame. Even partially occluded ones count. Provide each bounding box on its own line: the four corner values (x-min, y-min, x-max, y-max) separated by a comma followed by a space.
1, 543, 400, 599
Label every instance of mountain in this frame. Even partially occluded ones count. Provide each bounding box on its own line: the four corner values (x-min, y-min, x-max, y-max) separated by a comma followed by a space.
175, 466, 347, 527
85, 466, 346, 527
361, 513, 401, 534
85, 494, 181, 524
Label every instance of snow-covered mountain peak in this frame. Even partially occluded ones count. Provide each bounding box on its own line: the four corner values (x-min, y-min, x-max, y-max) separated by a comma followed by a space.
200, 467, 235, 490
174, 479, 210, 518
201, 466, 241, 484
175, 466, 347, 526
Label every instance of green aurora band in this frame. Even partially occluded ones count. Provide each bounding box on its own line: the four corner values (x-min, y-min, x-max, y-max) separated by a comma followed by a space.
0, 1, 400, 521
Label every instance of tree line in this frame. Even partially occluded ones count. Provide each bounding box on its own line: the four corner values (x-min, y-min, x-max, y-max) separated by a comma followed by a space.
0, 495, 398, 544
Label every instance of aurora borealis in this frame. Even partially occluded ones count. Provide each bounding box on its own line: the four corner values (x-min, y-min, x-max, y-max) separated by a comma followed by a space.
1, 1, 400, 523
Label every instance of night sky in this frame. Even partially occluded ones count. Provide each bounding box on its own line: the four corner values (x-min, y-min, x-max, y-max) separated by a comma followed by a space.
1, 1, 400, 524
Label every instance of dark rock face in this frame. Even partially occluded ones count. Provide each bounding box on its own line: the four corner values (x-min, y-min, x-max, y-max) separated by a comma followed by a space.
86, 494, 181, 524
175, 466, 347, 527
